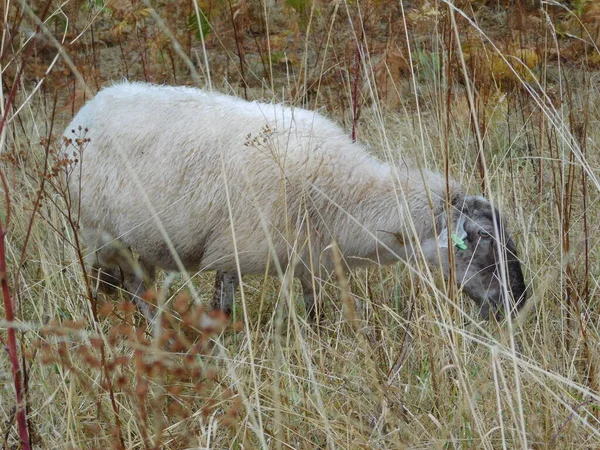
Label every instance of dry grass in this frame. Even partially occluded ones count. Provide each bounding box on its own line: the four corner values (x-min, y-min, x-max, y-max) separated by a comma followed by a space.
1, 0, 600, 448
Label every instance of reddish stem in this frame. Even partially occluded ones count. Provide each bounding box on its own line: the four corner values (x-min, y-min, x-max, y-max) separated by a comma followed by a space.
0, 2, 54, 446
351, 42, 362, 143
0, 173, 29, 450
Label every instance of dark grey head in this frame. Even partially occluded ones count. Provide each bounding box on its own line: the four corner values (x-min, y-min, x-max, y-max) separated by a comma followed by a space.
433, 196, 528, 318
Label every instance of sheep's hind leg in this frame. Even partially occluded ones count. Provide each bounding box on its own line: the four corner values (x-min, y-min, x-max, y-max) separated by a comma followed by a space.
300, 276, 323, 322
211, 271, 239, 316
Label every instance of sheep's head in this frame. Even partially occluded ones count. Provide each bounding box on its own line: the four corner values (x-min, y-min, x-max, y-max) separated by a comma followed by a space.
433, 196, 528, 318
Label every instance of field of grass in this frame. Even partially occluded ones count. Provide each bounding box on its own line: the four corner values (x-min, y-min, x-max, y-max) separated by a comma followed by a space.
1, 0, 600, 448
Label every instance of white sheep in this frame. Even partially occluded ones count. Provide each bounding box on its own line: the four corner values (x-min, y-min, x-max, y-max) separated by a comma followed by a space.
63, 82, 527, 321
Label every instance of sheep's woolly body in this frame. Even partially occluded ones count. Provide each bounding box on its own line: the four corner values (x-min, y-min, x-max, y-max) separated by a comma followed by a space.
68, 82, 463, 281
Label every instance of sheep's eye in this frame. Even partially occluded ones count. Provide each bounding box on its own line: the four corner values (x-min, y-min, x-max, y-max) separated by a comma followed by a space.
478, 230, 492, 239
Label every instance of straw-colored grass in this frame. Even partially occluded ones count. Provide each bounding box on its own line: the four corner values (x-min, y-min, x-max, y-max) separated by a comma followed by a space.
1, 1, 599, 448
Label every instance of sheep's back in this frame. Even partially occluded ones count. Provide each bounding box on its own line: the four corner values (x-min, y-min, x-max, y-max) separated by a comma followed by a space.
65, 83, 371, 272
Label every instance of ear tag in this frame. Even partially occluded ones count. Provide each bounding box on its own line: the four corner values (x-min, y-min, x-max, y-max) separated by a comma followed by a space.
451, 234, 467, 250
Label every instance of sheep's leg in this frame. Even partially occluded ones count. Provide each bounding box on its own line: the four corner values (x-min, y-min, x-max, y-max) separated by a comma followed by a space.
88, 233, 156, 324
211, 271, 239, 315
300, 276, 322, 322
90, 261, 122, 294
121, 257, 156, 324
84, 230, 123, 293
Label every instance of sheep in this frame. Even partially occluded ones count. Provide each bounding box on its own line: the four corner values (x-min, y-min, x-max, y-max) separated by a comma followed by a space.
63, 82, 528, 323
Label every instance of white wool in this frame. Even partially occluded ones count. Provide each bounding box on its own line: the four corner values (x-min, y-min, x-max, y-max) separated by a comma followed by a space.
65, 82, 464, 290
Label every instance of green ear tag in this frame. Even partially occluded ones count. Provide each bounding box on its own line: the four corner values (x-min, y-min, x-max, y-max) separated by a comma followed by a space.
451, 234, 467, 250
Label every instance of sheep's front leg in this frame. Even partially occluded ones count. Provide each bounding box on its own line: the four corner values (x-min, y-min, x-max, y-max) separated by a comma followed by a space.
85, 230, 156, 324
84, 230, 123, 293
211, 271, 239, 315
121, 257, 156, 325
300, 276, 322, 322
91, 263, 122, 294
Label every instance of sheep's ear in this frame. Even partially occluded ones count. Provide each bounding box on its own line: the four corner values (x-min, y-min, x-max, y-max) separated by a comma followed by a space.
455, 214, 468, 240
437, 215, 467, 249
438, 227, 450, 248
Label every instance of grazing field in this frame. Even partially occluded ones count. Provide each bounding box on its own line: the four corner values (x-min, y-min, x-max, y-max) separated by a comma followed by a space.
1, 0, 600, 448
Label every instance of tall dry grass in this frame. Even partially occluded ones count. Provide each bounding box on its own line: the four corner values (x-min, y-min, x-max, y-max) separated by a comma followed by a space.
1, 0, 599, 448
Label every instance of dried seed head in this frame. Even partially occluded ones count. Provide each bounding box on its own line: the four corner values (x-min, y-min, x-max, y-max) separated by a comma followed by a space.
183, 354, 197, 368
85, 423, 101, 435
135, 380, 149, 398
142, 289, 157, 304
194, 382, 205, 395
23, 346, 35, 361
40, 351, 54, 365
84, 353, 101, 368
233, 320, 244, 333
168, 401, 183, 417
56, 342, 68, 358
89, 337, 104, 349
118, 301, 136, 314
174, 293, 190, 314
205, 367, 217, 381
117, 324, 134, 338
115, 355, 129, 366
105, 359, 117, 372
221, 416, 236, 428
170, 335, 188, 353
108, 327, 119, 346
202, 399, 216, 417
167, 385, 182, 397
99, 302, 115, 317
158, 329, 174, 347
115, 374, 127, 389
